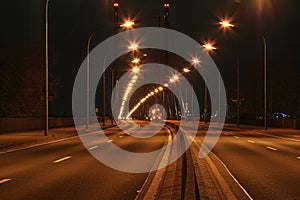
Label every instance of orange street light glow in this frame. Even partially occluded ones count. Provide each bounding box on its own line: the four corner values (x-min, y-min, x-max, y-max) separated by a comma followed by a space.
203, 43, 217, 51
183, 68, 191, 73
219, 20, 235, 28
128, 42, 139, 51
132, 67, 140, 73
120, 20, 135, 28
173, 75, 179, 81
131, 58, 140, 64
192, 58, 200, 65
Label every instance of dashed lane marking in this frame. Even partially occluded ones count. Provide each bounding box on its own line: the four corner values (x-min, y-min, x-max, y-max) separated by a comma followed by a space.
89, 146, 99, 150
266, 146, 277, 151
107, 139, 113, 143
53, 156, 72, 163
234, 136, 240, 139
0, 179, 11, 184
297, 156, 300, 160
247, 140, 255, 143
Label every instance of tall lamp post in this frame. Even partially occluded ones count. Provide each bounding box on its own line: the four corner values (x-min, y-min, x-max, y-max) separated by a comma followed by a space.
261, 34, 267, 130
219, 20, 267, 130
203, 43, 217, 123
45, 0, 50, 136
219, 20, 241, 127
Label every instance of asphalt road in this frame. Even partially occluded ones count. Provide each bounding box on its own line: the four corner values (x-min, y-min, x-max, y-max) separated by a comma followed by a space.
198, 126, 300, 200
0, 121, 169, 200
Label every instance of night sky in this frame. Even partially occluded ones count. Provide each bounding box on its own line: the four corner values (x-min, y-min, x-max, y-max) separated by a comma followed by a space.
0, 0, 299, 117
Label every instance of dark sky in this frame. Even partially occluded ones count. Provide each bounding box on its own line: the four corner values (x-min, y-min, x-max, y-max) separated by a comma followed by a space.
0, 0, 299, 116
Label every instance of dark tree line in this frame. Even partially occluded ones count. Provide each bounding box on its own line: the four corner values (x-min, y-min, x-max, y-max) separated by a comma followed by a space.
0, 43, 58, 117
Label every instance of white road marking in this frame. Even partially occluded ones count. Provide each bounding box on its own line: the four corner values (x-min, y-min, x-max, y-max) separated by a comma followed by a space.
0, 179, 11, 184
89, 146, 99, 150
247, 130, 300, 142
193, 137, 254, 200
53, 156, 72, 163
223, 132, 229, 136
107, 139, 113, 143
297, 156, 300, 160
119, 135, 124, 138
234, 136, 240, 139
247, 140, 255, 143
266, 146, 277, 151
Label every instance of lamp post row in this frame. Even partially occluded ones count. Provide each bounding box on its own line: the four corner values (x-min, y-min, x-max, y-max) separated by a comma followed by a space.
45, 1, 267, 134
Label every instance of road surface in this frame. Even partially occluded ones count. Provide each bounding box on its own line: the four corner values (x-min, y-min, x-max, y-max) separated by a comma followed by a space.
0, 121, 169, 200
196, 125, 300, 200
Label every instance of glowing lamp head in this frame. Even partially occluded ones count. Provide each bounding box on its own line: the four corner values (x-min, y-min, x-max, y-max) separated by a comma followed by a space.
219, 20, 234, 28
164, 3, 170, 8
132, 67, 140, 73
183, 68, 190, 73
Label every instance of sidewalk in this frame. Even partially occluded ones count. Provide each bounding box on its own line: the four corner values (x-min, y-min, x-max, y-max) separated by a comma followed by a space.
0, 121, 116, 154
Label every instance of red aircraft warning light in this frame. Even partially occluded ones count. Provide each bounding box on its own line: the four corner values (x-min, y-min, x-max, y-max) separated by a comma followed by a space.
164, 3, 170, 8
113, 2, 119, 8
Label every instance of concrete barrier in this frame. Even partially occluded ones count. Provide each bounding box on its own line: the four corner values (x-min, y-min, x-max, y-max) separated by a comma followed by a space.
0, 118, 75, 133
0, 116, 114, 133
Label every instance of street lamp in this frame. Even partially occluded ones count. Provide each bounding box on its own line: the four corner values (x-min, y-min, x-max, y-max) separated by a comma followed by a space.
131, 58, 141, 64
182, 68, 191, 118
219, 20, 241, 127
261, 34, 267, 130
202, 43, 218, 122
128, 42, 139, 51
183, 68, 190, 73
203, 43, 217, 51
218, 20, 268, 130
219, 20, 235, 29
120, 20, 135, 29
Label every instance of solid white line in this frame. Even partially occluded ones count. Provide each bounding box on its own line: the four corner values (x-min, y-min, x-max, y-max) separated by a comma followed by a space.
211, 153, 254, 200
53, 156, 72, 163
193, 138, 253, 200
247, 130, 300, 142
234, 136, 240, 139
247, 140, 255, 144
0, 179, 11, 184
89, 146, 99, 150
266, 146, 277, 151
